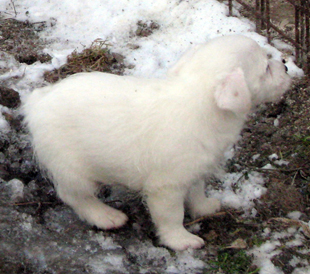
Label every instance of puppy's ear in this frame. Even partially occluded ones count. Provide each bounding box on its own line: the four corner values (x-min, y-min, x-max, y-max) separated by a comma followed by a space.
214, 67, 251, 114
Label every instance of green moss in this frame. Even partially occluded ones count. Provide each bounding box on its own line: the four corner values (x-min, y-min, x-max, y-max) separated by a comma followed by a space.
209, 250, 259, 274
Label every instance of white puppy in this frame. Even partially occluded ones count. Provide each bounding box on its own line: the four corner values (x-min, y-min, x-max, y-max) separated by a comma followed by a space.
23, 35, 291, 250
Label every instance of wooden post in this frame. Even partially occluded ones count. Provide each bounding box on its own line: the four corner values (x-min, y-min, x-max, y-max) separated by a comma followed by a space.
261, 0, 265, 29
256, 0, 261, 33
295, 2, 300, 65
228, 0, 233, 16
266, 0, 271, 42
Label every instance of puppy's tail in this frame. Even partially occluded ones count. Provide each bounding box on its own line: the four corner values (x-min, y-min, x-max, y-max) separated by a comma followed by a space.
22, 85, 53, 130
22, 85, 51, 114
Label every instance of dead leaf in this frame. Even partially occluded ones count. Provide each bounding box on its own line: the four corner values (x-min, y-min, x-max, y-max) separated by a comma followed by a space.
225, 238, 247, 249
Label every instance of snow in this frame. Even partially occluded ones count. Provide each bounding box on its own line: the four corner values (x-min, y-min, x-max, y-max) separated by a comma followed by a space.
250, 225, 310, 274
274, 118, 280, 127
249, 220, 310, 274
0, 0, 303, 88
287, 211, 303, 220
268, 154, 290, 166
0, 0, 308, 273
252, 153, 261, 161
92, 233, 122, 251
262, 163, 276, 170
293, 267, 310, 274
7, 178, 24, 201
208, 172, 267, 211
269, 153, 279, 161
0, 106, 10, 132
125, 242, 206, 274
88, 254, 128, 274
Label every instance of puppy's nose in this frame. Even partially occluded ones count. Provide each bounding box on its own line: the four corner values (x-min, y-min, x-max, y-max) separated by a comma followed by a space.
282, 59, 288, 73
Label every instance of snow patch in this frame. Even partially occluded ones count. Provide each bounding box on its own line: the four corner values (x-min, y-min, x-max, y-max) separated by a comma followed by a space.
208, 172, 267, 212
92, 233, 122, 251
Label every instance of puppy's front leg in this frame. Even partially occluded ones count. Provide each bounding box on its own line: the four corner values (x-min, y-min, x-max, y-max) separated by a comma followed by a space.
186, 180, 221, 219
145, 184, 204, 250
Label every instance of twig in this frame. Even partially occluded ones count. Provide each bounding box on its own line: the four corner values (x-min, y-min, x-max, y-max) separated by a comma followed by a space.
185, 211, 234, 227
10, 0, 17, 17
9, 201, 53, 206
291, 170, 299, 185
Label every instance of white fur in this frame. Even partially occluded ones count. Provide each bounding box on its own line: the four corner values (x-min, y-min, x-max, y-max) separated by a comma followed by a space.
23, 35, 291, 250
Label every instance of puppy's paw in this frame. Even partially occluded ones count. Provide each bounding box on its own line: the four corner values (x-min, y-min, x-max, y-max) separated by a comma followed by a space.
160, 228, 205, 251
80, 205, 128, 230
190, 198, 221, 219
98, 208, 128, 230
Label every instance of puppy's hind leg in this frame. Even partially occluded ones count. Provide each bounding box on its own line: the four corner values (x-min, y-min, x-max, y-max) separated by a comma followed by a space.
186, 180, 221, 219
55, 176, 128, 230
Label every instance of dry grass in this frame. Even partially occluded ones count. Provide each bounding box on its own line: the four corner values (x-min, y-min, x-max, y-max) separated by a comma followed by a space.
44, 39, 126, 83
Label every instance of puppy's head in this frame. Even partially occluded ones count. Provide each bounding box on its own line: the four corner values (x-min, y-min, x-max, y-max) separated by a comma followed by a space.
170, 35, 292, 114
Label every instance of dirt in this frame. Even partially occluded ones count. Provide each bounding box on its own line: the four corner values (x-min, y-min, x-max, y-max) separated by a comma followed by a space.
0, 86, 21, 108
0, 3, 310, 273
231, 80, 310, 215
0, 18, 52, 66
